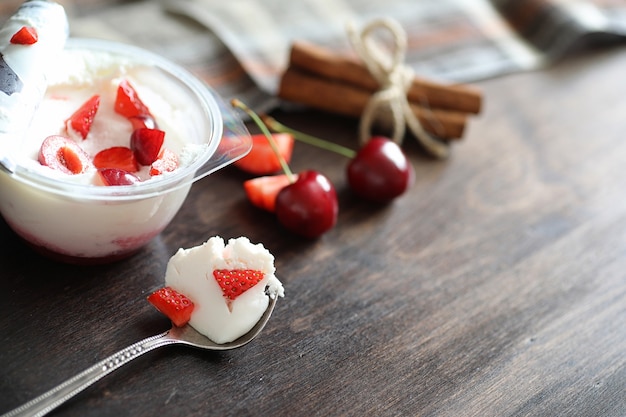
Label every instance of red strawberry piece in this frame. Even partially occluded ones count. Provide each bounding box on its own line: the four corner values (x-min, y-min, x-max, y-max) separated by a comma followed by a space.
233, 133, 294, 175
243, 174, 294, 212
93, 146, 139, 173
114, 79, 151, 119
131, 128, 165, 165
147, 287, 195, 327
65, 94, 100, 139
150, 148, 178, 176
213, 269, 264, 301
96, 168, 140, 186
38, 135, 92, 174
10, 26, 38, 45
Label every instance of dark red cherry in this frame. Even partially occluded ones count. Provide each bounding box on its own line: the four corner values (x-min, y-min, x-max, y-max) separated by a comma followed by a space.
275, 170, 338, 238
128, 114, 158, 130
38, 135, 92, 174
347, 136, 415, 202
97, 168, 140, 186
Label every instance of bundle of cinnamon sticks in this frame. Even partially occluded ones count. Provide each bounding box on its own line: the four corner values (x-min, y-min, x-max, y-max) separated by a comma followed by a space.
278, 41, 482, 141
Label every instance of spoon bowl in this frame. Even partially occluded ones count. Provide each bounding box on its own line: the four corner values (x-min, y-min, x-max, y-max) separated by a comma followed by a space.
1, 293, 278, 417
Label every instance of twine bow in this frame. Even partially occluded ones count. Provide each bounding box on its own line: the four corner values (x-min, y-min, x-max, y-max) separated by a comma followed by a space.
347, 18, 449, 158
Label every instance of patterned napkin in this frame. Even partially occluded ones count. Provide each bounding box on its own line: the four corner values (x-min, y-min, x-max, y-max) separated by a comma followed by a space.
162, 0, 626, 97
67, 1, 273, 111
64, 0, 626, 110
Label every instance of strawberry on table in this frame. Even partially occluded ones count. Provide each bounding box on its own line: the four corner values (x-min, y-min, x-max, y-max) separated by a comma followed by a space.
234, 133, 294, 175
147, 287, 195, 327
93, 146, 139, 173
65, 94, 100, 139
131, 128, 165, 165
243, 174, 294, 212
213, 269, 265, 301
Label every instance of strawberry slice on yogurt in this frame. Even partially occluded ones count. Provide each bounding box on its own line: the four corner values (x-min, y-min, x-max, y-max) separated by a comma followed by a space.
10, 26, 38, 45
65, 94, 100, 140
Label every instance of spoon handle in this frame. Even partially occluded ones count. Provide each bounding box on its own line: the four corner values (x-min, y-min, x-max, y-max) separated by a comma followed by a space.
1, 330, 177, 417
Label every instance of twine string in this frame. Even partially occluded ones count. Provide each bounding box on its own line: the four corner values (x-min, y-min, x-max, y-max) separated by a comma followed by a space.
347, 18, 449, 158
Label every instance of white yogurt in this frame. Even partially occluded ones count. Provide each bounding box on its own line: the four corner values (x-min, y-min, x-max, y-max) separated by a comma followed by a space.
17, 48, 207, 183
164, 236, 284, 344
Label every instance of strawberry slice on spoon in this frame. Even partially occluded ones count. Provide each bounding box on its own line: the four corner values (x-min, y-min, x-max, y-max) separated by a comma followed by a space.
147, 287, 195, 327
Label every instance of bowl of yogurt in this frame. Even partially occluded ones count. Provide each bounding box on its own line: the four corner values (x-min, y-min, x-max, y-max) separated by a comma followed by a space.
0, 31, 251, 264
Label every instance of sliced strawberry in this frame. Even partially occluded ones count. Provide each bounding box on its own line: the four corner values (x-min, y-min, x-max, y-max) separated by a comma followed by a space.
213, 269, 264, 301
243, 174, 294, 212
233, 133, 294, 175
147, 287, 195, 327
114, 79, 151, 119
96, 168, 140, 186
65, 94, 100, 139
150, 148, 179, 176
131, 128, 165, 165
93, 146, 139, 173
38, 135, 91, 174
10, 26, 38, 45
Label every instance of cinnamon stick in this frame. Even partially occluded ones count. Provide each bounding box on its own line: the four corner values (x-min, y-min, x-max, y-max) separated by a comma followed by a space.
278, 67, 467, 140
288, 40, 482, 115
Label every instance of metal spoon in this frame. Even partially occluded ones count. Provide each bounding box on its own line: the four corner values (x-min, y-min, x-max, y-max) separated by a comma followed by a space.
1, 294, 278, 417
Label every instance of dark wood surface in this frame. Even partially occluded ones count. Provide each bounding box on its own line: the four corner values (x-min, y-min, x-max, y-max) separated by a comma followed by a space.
1, 2, 626, 417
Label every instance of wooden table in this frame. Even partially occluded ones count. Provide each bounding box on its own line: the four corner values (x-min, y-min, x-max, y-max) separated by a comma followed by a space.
1, 2, 625, 417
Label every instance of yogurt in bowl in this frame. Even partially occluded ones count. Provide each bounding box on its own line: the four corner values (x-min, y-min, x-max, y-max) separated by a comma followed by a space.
0, 4, 251, 264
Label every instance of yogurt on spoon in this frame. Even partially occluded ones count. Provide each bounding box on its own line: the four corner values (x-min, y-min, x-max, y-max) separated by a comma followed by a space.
148, 236, 285, 344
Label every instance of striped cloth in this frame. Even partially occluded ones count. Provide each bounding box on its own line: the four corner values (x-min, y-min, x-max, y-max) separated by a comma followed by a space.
162, 0, 626, 98
20, 0, 625, 109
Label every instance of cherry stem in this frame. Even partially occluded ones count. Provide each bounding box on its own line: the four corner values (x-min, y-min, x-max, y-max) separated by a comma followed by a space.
262, 115, 357, 159
231, 99, 295, 182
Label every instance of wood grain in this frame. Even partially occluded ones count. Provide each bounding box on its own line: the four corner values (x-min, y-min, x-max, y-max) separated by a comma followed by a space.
0, 2, 625, 417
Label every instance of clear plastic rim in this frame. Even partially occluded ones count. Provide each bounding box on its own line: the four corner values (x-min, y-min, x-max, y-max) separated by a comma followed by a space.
7, 37, 224, 201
